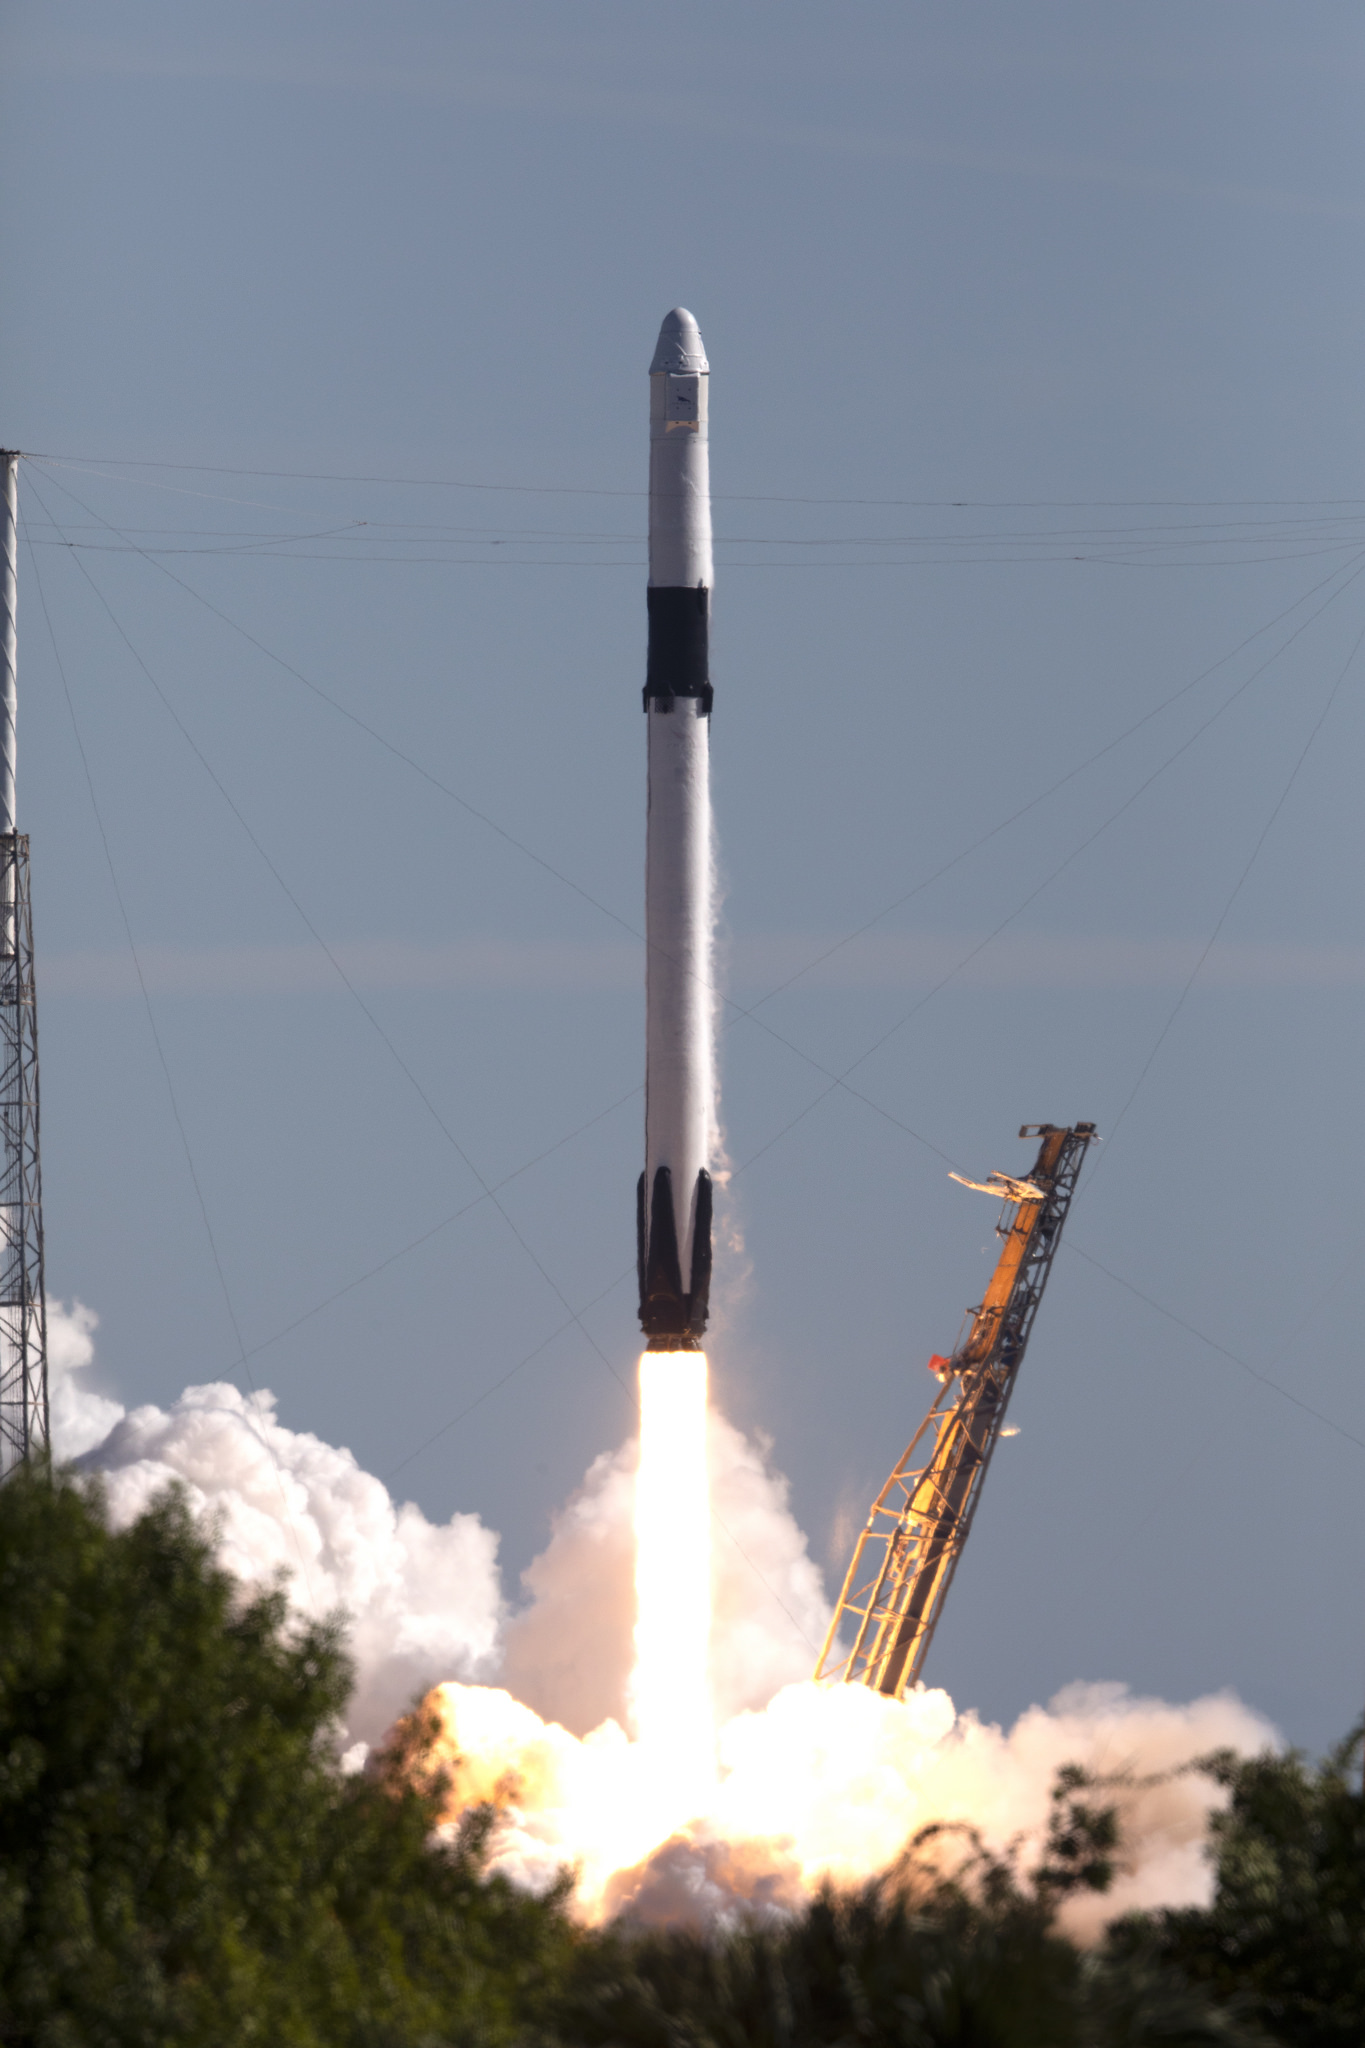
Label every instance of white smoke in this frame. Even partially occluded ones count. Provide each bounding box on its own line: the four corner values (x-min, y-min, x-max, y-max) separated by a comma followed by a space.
708, 1410, 831, 1720
500, 1405, 829, 1736
49, 1311, 502, 1746
48, 1300, 123, 1457
421, 1675, 1275, 1932
499, 1438, 637, 1736
45, 1305, 1279, 1932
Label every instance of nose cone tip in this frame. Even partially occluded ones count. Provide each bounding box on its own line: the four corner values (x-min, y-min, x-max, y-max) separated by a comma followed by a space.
650, 306, 709, 374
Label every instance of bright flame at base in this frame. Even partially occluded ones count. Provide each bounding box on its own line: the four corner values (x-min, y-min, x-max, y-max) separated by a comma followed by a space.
632, 1350, 714, 1821
416, 1677, 1274, 1931
401, 1407, 1278, 1929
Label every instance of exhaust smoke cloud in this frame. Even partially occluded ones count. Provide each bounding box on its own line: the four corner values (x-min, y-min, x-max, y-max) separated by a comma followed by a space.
420, 1674, 1273, 1935
50, 1303, 1278, 1929
50, 1303, 502, 1746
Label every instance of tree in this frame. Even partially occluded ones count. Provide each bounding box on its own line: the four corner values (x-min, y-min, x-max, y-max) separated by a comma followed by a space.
553, 1801, 1268, 2048
1110, 1730, 1365, 2047
0, 1467, 574, 2047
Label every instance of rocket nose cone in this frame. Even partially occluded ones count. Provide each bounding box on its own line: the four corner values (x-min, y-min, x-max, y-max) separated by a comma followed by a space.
650, 307, 709, 375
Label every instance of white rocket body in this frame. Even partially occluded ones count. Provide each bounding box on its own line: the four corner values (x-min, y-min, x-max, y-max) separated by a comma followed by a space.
639, 310, 715, 1349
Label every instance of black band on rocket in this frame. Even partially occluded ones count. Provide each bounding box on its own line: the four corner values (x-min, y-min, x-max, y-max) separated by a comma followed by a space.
644, 587, 712, 713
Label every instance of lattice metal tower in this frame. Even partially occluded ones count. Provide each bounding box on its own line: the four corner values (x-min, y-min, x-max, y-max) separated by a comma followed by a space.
0, 451, 48, 1474
815, 1121, 1094, 1698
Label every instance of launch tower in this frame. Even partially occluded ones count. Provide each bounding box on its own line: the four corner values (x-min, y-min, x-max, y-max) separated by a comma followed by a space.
0, 453, 48, 1474
816, 1122, 1094, 1698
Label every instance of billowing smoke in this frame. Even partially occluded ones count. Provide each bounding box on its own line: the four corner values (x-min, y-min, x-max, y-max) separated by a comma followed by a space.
498, 1438, 636, 1736
418, 1676, 1274, 1932
705, 1410, 831, 1723
500, 1403, 828, 1736
48, 1298, 123, 1456
48, 1305, 1279, 1930
49, 1304, 503, 1747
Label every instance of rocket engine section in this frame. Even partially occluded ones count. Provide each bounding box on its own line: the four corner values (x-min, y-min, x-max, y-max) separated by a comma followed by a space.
638, 309, 715, 1351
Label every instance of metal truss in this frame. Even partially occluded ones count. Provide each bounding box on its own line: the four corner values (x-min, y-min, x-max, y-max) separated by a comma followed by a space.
0, 833, 46, 1473
815, 1122, 1095, 1699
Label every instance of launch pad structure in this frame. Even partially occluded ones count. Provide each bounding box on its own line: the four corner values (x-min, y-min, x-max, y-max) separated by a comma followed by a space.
816, 1121, 1095, 1699
0, 453, 48, 1476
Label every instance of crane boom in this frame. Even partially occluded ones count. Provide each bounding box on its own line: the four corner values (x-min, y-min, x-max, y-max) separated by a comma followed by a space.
815, 1121, 1095, 1699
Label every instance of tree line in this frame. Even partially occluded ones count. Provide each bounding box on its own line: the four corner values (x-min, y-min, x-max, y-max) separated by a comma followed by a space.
0, 1467, 1358, 2046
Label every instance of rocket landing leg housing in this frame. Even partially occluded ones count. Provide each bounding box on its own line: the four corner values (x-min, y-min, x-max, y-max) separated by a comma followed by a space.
637, 1163, 713, 1348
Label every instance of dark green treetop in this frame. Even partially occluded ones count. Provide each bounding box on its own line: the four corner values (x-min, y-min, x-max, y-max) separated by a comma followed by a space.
0, 1466, 574, 2047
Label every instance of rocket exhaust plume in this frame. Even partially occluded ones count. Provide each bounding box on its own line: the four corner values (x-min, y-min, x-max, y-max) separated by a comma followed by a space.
633, 1351, 713, 1807
53, 1313, 1280, 1932
638, 308, 714, 1350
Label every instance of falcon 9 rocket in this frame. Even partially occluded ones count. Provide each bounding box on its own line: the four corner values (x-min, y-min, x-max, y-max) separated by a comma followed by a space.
637, 309, 715, 1350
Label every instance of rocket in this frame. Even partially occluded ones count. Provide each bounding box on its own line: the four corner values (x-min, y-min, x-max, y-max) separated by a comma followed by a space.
637, 309, 715, 1351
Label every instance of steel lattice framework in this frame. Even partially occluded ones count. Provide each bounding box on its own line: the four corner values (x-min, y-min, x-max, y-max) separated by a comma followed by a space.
815, 1121, 1095, 1700
0, 832, 46, 1473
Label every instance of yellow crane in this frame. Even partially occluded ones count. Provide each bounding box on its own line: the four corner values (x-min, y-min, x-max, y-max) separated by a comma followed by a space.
815, 1121, 1096, 1699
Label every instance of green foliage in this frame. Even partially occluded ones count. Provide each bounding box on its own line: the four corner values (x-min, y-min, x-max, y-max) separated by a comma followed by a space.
553, 1826, 1267, 2048
1035, 1762, 1122, 1904
0, 1466, 575, 2047
1111, 1730, 1365, 2047
560, 1872, 1080, 2048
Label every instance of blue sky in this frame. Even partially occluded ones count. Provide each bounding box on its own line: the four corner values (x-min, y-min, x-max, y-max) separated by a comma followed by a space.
5, 1, 1365, 1747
